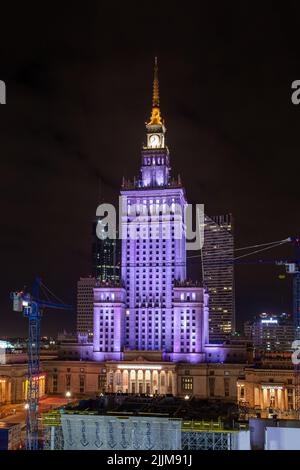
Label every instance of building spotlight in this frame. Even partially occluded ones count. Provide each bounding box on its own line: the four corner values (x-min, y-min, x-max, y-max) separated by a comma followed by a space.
24, 403, 29, 410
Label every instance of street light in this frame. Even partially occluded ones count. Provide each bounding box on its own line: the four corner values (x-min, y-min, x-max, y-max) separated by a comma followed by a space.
65, 391, 71, 399
24, 403, 29, 410
184, 395, 190, 400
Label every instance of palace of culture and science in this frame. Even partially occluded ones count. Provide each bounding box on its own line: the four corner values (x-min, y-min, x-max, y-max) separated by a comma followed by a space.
2, 62, 296, 418
46, 59, 250, 397
93, 58, 209, 364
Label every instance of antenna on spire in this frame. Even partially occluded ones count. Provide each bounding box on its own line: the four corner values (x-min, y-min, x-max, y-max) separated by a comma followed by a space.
98, 176, 102, 204
152, 56, 159, 108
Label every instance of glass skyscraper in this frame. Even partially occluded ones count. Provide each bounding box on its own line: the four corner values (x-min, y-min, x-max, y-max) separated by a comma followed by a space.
202, 214, 235, 342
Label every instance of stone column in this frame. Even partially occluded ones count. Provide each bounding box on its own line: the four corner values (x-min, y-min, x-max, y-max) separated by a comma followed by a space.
260, 387, 264, 410
8, 381, 12, 404
275, 389, 278, 409
121, 370, 124, 393
106, 370, 110, 393
293, 388, 296, 410
158, 371, 161, 395
279, 389, 283, 411
123, 370, 128, 393
135, 370, 138, 395
142, 370, 145, 394
166, 371, 170, 394
0, 380, 5, 403
284, 388, 288, 411
150, 370, 153, 394
129, 371, 132, 394
262, 388, 267, 409
109, 369, 115, 393
172, 371, 177, 396
11, 379, 16, 403
5, 380, 9, 403
267, 389, 271, 408
112, 370, 116, 393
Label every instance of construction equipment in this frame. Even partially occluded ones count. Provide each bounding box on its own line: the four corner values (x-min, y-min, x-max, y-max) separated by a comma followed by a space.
11, 277, 72, 450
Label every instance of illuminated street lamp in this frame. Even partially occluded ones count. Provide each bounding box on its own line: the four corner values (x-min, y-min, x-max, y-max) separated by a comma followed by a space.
24, 403, 29, 410
184, 395, 190, 400
65, 391, 71, 399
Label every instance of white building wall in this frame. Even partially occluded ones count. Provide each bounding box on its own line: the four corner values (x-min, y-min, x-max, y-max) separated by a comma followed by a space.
60, 414, 182, 450
265, 427, 300, 450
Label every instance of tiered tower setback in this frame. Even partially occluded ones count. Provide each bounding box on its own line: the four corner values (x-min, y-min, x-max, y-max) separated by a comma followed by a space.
93, 59, 208, 363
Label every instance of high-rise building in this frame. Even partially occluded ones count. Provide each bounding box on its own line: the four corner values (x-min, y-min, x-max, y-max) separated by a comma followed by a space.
202, 214, 235, 343
43, 62, 297, 403
77, 203, 121, 336
92, 219, 120, 282
93, 59, 209, 363
76, 276, 96, 336
244, 312, 294, 351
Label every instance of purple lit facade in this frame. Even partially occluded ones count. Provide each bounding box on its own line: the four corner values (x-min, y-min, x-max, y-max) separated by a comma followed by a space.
93, 64, 216, 364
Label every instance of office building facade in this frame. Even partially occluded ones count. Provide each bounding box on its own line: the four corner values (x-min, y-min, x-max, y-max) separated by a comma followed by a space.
202, 214, 235, 342
244, 312, 294, 352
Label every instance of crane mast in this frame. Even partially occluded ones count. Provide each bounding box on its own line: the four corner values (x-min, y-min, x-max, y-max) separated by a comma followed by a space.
11, 278, 71, 450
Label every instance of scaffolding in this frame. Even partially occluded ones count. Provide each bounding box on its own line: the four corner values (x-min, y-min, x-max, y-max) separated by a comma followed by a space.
42, 413, 242, 451
42, 411, 64, 450
181, 420, 238, 450
182, 431, 232, 450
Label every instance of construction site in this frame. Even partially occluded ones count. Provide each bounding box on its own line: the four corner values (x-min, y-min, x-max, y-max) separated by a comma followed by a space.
41, 395, 248, 450
3, 235, 299, 450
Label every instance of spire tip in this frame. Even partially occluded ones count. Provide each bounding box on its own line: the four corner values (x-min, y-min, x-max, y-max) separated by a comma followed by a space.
148, 58, 162, 126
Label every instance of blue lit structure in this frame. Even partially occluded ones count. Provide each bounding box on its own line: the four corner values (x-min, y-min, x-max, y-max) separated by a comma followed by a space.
11, 278, 71, 450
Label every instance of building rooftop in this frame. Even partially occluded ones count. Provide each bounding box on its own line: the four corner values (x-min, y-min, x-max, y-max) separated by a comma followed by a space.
0, 422, 20, 430
62, 395, 239, 426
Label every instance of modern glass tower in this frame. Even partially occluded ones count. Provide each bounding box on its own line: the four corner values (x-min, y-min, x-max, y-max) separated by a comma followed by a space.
92, 219, 120, 282
202, 214, 235, 342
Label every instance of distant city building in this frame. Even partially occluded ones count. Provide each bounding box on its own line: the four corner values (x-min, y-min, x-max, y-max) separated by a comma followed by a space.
78, 222, 120, 336
0, 423, 22, 450
202, 214, 235, 342
92, 219, 120, 282
244, 312, 294, 351
76, 277, 96, 336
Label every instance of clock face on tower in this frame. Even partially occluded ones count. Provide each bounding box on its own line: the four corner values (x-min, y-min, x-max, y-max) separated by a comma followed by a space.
149, 134, 160, 148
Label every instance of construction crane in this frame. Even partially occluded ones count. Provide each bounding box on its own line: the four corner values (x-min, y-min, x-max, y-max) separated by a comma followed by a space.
11, 277, 72, 450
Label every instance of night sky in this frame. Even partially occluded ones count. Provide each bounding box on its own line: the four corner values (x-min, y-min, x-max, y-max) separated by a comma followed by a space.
1, 2, 300, 336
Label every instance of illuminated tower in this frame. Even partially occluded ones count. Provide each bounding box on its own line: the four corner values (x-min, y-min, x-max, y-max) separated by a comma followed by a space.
93, 59, 208, 362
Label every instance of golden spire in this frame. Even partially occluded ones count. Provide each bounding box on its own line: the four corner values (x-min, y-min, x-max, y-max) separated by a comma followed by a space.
152, 56, 159, 107
148, 57, 162, 126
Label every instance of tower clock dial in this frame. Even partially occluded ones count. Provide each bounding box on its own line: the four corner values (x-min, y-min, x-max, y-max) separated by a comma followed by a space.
149, 134, 160, 148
